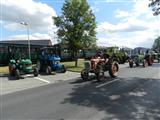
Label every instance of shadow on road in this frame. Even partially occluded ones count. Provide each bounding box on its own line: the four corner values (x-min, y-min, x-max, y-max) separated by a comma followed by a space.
61, 77, 160, 120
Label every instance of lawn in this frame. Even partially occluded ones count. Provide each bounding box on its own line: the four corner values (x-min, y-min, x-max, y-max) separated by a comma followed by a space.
61, 59, 85, 72
0, 66, 9, 74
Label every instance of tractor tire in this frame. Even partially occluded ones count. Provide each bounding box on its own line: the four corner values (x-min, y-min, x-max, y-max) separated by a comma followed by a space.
9, 64, 16, 76
45, 66, 52, 75
129, 61, 133, 68
33, 68, 39, 77
36, 61, 41, 71
143, 60, 148, 67
97, 71, 105, 82
148, 58, 153, 66
109, 61, 119, 78
81, 69, 89, 81
15, 69, 20, 79
61, 65, 66, 73
136, 62, 139, 67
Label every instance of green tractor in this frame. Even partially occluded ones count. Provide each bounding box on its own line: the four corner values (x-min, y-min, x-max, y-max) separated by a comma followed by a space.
128, 54, 153, 68
105, 47, 128, 64
9, 59, 39, 79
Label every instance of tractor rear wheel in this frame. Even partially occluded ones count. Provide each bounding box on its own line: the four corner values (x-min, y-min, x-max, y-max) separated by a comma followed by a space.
109, 61, 119, 78
81, 69, 89, 81
15, 69, 20, 79
143, 60, 148, 67
61, 65, 66, 73
129, 61, 134, 68
33, 68, 39, 77
9, 64, 16, 76
45, 66, 52, 75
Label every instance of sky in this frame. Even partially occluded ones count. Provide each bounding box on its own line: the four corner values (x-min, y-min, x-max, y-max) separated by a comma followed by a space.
0, 0, 160, 48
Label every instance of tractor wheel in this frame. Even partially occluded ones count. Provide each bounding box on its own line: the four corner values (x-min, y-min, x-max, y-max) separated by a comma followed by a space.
109, 61, 119, 78
45, 66, 52, 75
129, 61, 133, 68
9, 64, 16, 76
97, 71, 105, 82
36, 61, 41, 71
148, 58, 153, 66
61, 65, 66, 73
15, 69, 20, 79
136, 62, 139, 67
81, 69, 89, 81
33, 68, 39, 77
143, 60, 148, 67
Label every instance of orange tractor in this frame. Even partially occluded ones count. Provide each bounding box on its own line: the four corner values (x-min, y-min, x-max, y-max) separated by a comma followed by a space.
81, 54, 119, 81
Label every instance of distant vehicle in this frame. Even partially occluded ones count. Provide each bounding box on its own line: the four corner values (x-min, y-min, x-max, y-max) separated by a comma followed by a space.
37, 47, 66, 74
128, 53, 153, 68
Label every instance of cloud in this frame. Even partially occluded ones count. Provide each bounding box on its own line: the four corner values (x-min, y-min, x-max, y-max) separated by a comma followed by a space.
97, 0, 159, 48
115, 10, 129, 18
0, 0, 57, 41
97, 18, 149, 33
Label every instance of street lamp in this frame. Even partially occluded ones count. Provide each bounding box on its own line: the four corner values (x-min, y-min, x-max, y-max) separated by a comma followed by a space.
20, 22, 31, 59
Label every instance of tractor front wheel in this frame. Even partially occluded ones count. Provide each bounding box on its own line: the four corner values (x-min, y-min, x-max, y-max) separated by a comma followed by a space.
33, 68, 39, 77
61, 65, 66, 73
15, 69, 20, 79
129, 60, 134, 68
45, 66, 52, 75
109, 61, 119, 78
81, 69, 89, 81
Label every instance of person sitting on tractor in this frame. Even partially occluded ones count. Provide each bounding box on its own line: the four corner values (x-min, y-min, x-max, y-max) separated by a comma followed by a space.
15, 59, 20, 69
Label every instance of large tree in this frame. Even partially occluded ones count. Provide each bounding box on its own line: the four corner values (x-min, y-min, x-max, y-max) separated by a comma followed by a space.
149, 0, 160, 16
152, 36, 160, 52
53, 0, 97, 66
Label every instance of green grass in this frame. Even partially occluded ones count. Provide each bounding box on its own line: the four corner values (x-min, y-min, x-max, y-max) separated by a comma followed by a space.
61, 59, 85, 72
0, 66, 9, 74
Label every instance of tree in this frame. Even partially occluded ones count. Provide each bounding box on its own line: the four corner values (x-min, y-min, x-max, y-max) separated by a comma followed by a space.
149, 0, 160, 16
152, 36, 160, 52
53, 0, 97, 67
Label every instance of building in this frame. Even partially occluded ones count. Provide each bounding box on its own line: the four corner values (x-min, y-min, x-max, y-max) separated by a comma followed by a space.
0, 39, 52, 46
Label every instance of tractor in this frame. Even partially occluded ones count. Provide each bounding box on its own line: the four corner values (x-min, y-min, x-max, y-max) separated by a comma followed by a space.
105, 47, 129, 64
9, 59, 38, 79
37, 47, 66, 74
128, 53, 153, 68
81, 53, 119, 81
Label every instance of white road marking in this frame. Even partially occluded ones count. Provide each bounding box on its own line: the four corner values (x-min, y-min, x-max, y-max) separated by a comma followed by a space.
34, 77, 50, 83
95, 79, 120, 88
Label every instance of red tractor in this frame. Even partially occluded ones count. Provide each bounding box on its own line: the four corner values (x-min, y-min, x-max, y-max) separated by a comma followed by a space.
81, 54, 119, 81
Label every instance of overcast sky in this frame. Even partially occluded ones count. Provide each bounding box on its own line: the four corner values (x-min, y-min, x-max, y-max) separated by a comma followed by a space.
0, 0, 160, 48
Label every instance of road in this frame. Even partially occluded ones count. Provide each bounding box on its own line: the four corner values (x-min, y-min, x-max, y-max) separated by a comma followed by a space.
1, 63, 160, 120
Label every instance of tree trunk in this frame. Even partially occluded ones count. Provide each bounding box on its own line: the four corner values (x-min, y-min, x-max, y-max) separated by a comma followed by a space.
74, 52, 78, 67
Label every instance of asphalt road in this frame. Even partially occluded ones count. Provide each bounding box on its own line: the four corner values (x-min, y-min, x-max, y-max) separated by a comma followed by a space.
1, 63, 160, 120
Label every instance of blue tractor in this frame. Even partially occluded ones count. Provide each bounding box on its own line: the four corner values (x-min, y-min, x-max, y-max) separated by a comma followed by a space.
37, 47, 66, 74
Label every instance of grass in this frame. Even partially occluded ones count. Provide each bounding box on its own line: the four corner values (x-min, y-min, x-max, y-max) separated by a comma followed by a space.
0, 66, 9, 74
61, 59, 85, 72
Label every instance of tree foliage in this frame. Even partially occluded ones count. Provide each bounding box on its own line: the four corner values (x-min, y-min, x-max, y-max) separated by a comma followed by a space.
149, 0, 160, 16
152, 36, 160, 52
53, 0, 97, 66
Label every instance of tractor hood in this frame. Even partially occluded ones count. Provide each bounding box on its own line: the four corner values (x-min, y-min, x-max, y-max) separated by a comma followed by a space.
48, 55, 61, 61
21, 59, 32, 64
